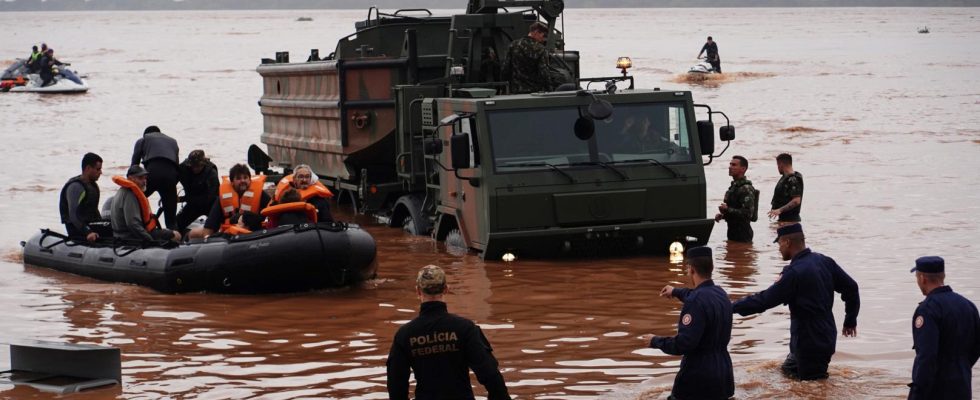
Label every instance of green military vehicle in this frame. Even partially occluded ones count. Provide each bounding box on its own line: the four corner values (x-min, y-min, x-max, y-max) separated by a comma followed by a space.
251, 0, 735, 260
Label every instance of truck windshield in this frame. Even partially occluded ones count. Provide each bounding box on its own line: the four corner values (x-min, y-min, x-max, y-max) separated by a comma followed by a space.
488, 102, 693, 172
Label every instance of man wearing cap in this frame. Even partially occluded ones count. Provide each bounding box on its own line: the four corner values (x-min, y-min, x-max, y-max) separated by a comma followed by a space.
908, 256, 980, 399
131, 125, 180, 230
176, 149, 219, 231
109, 165, 181, 243
387, 265, 510, 400
715, 155, 757, 242
732, 223, 860, 380
648, 246, 735, 400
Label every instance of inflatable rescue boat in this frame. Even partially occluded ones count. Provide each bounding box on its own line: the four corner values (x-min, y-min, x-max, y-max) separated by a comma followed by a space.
21, 222, 377, 294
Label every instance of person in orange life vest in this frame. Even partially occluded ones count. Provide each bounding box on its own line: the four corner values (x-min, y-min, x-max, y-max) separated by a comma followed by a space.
219, 211, 265, 236
274, 164, 333, 223
264, 188, 316, 228
188, 163, 271, 239
109, 165, 181, 243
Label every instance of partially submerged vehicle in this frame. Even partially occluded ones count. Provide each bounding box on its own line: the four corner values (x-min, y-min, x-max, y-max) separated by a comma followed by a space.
1, 59, 89, 93
21, 223, 377, 294
252, 0, 736, 260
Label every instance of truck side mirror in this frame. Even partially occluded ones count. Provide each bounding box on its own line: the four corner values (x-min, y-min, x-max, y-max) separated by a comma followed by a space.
423, 138, 443, 155
697, 120, 715, 155
450, 134, 470, 169
720, 125, 735, 141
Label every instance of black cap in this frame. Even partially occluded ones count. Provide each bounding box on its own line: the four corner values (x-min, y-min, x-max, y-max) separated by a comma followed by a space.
773, 223, 803, 243
686, 246, 712, 259
911, 256, 944, 273
127, 165, 148, 177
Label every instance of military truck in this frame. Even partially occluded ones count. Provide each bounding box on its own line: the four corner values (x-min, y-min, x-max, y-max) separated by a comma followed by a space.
251, 0, 735, 260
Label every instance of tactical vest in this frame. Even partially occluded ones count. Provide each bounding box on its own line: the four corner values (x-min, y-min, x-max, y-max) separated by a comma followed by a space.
59, 175, 102, 225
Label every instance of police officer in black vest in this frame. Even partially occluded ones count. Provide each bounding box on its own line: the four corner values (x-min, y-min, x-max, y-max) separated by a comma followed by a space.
733, 223, 860, 380
131, 125, 179, 230
387, 265, 510, 400
648, 246, 735, 400
908, 256, 980, 399
59, 152, 109, 241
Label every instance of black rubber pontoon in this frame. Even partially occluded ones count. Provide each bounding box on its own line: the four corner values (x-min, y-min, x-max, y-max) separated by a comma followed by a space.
21, 223, 377, 294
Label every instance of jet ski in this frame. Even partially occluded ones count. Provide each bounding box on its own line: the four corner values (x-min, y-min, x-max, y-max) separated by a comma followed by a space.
2, 59, 89, 93
688, 59, 717, 74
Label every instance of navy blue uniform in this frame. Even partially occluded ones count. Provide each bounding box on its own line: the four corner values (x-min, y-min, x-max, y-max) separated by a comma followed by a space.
733, 248, 860, 379
651, 280, 735, 400
909, 286, 980, 399
387, 301, 510, 400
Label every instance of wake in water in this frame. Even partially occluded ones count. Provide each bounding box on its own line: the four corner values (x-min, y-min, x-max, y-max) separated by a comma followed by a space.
2, 249, 23, 263
635, 360, 909, 399
671, 71, 776, 87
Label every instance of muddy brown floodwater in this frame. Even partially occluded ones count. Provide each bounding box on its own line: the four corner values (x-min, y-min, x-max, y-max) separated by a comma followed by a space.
1, 6, 979, 399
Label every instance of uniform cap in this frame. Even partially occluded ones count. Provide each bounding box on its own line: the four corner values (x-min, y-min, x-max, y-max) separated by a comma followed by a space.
417, 265, 446, 294
911, 256, 944, 273
127, 165, 148, 177
686, 246, 712, 259
773, 223, 803, 243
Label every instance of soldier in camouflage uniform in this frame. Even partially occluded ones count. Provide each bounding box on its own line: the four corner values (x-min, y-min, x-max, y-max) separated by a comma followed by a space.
768, 153, 804, 222
502, 21, 562, 94
715, 155, 756, 242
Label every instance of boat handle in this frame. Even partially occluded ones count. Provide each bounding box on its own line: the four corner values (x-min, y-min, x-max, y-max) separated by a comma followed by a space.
39, 248, 53, 254
129, 260, 147, 267
98, 257, 114, 263
68, 253, 83, 259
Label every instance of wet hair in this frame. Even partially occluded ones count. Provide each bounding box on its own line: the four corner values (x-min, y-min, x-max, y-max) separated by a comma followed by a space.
232, 211, 264, 231
733, 155, 748, 168
776, 153, 793, 165
688, 257, 714, 278
280, 188, 302, 203
143, 125, 161, 134
529, 21, 548, 34
81, 152, 102, 171
228, 164, 252, 180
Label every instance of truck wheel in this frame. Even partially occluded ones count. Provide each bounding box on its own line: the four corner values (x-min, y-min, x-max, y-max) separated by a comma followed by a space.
402, 215, 419, 235
445, 228, 465, 249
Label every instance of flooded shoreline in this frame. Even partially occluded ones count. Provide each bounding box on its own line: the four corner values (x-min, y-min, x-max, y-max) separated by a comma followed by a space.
2, 6, 980, 399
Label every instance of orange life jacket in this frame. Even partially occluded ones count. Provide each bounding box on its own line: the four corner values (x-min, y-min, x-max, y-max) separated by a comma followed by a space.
223, 225, 252, 236
273, 174, 333, 203
218, 175, 267, 231
111, 175, 158, 232
261, 202, 318, 228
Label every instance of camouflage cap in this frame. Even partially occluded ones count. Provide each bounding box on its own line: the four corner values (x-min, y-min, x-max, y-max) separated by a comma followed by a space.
417, 265, 447, 294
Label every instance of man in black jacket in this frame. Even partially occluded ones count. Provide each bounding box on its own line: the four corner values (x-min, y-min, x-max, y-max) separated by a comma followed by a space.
387, 265, 510, 400
176, 149, 218, 231
59, 152, 107, 241
131, 125, 179, 230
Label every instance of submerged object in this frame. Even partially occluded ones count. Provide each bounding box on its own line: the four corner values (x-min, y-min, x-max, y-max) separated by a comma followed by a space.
21, 223, 377, 294
918, 26, 930, 34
